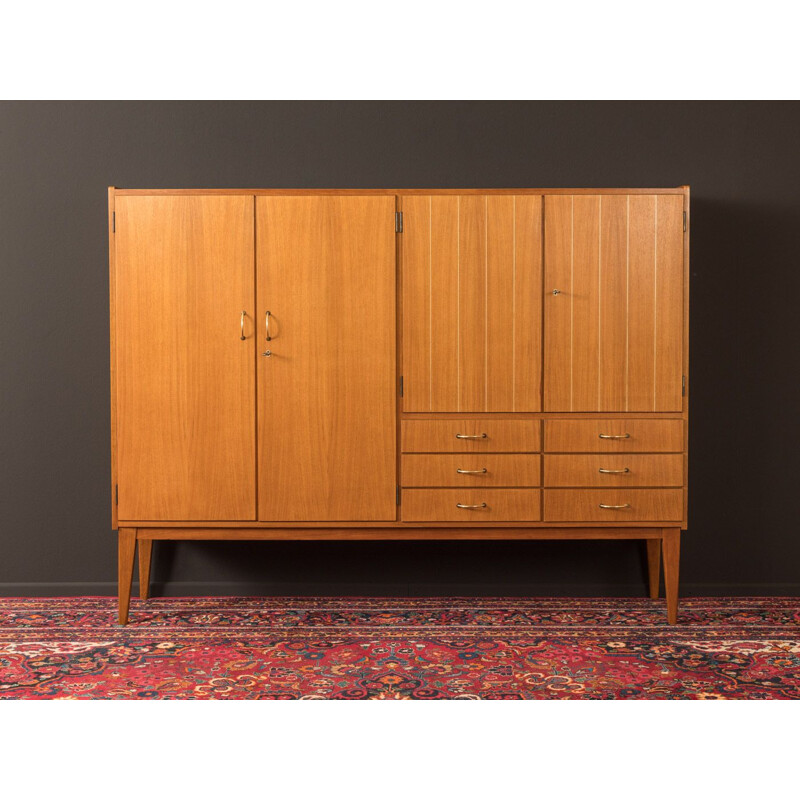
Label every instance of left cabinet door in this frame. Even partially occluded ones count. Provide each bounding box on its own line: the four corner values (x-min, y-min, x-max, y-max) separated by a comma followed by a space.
114, 195, 256, 520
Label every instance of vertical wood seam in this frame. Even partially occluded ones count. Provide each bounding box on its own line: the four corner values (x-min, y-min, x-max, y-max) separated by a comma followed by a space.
457, 196, 461, 412
512, 196, 516, 412
484, 196, 488, 411
654, 196, 658, 411
570, 196, 574, 411
253, 195, 258, 520
625, 195, 630, 412
428, 197, 432, 411
597, 196, 602, 410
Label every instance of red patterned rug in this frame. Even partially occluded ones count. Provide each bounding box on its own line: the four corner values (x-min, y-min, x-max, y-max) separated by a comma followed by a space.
0, 597, 798, 699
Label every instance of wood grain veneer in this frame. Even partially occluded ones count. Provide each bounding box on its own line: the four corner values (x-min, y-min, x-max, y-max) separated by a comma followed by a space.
401, 489, 541, 522
402, 454, 541, 487
256, 196, 396, 521
402, 419, 541, 453
544, 454, 683, 487
544, 419, 683, 452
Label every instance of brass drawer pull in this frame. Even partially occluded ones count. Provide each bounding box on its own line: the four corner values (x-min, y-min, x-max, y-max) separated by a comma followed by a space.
456, 502, 487, 509
457, 468, 487, 474
599, 503, 631, 509
598, 467, 630, 474
599, 433, 630, 439
265, 310, 272, 341
240, 310, 247, 340
456, 433, 488, 440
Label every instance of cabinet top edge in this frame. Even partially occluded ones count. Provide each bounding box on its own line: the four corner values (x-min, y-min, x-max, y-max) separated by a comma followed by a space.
109, 187, 690, 196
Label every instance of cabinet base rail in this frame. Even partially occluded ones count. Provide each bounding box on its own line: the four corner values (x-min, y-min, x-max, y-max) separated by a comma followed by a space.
117, 526, 681, 626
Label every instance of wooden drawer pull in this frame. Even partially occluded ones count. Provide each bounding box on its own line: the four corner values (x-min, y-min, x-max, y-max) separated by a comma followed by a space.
456, 502, 487, 509
598, 467, 630, 474
456, 468, 487, 474
599, 503, 631, 509
599, 433, 630, 440
456, 433, 488, 440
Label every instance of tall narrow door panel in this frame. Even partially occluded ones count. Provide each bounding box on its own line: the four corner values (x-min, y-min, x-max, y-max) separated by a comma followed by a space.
401, 195, 542, 412
114, 195, 256, 520
256, 196, 396, 521
543, 194, 684, 412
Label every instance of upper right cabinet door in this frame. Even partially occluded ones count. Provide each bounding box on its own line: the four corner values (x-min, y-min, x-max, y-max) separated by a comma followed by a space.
543, 194, 684, 412
402, 195, 542, 412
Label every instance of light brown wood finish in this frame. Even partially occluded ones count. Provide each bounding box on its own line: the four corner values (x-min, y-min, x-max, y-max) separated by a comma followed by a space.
402, 489, 541, 522
646, 538, 661, 599
108, 188, 118, 529
136, 526, 664, 540
544, 489, 683, 522
543, 194, 684, 412
401, 420, 541, 453
401, 195, 541, 412
118, 528, 136, 625
256, 196, 396, 521
544, 419, 683, 452
544, 454, 683, 487
114, 195, 256, 520
662, 528, 681, 623
402, 454, 541, 487
138, 538, 153, 601
116, 188, 688, 196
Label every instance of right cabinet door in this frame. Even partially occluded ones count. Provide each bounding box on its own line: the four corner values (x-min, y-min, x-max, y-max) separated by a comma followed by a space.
543, 194, 684, 412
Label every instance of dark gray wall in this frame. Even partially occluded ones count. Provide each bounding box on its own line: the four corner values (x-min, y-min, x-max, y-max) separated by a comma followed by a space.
2, 101, 799, 596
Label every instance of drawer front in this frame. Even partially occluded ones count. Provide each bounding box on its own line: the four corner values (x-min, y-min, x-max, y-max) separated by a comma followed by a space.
544, 489, 683, 521
544, 454, 683, 487
401, 420, 541, 453
544, 420, 683, 453
402, 454, 541, 487
402, 489, 541, 522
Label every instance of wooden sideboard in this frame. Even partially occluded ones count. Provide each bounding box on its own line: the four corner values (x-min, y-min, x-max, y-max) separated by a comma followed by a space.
109, 188, 689, 624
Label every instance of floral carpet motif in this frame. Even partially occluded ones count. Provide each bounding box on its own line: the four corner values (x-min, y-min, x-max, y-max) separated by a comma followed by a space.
0, 597, 798, 699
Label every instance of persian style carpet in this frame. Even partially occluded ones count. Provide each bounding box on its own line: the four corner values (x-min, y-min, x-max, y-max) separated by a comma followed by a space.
0, 597, 798, 699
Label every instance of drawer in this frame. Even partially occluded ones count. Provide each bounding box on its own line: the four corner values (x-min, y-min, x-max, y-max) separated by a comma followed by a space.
402, 489, 541, 522
544, 489, 683, 521
401, 420, 540, 453
544, 420, 683, 453
402, 454, 541, 487
544, 454, 683, 487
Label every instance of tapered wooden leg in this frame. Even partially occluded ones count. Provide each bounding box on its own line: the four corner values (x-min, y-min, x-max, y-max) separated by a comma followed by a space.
646, 538, 661, 599
138, 538, 153, 601
662, 528, 681, 624
118, 528, 137, 625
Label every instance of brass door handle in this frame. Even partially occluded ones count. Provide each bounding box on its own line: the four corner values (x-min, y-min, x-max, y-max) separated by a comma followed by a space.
457, 468, 487, 474
599, 433, 630, 439
265, 310, 272, 341
456, 503, 487, 509
456, 433, 487, 440
240, 310, 246, 340
599, 503, 631, 509
598, 468, 630, 474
